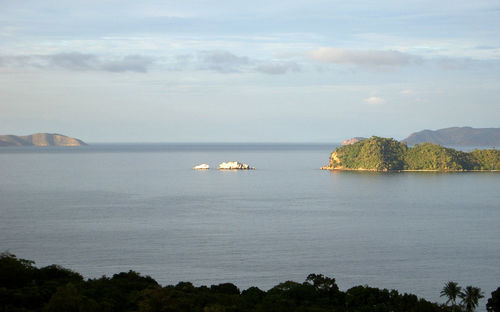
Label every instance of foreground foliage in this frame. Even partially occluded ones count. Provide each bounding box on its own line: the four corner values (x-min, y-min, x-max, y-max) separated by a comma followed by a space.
459, 286, 484, 312
324, 137, 500, 171
440, 281, 485, 312
1, 253, 495, 312
440, 281, 461, 309
487, 287, 500, 312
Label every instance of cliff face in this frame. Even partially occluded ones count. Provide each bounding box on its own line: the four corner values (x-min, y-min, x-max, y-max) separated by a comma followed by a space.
0, 133, 87, 146
403, 127, 500, 146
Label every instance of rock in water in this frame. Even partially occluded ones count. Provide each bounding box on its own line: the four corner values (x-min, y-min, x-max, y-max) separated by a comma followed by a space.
218, 161, 255, 170
193, 164, 210, 170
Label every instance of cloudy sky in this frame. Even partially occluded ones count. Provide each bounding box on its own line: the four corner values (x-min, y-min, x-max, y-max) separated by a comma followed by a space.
1, 0, 499, 142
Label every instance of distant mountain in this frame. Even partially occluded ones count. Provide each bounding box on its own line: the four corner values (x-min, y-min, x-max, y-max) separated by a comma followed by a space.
0, 133, 87, 146
403, 127, 500, 146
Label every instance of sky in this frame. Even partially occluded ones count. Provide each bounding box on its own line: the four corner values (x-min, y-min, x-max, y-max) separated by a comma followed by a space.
1, 0, 499, 142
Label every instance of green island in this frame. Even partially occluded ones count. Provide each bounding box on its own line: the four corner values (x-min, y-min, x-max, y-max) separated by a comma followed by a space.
1, 253, 499, 312
321, 137, 500, 171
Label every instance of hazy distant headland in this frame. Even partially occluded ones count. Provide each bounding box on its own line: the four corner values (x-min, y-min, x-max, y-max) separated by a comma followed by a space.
0, 133, 87, 147
403, 127, 500, 146
322, 136, 500, 171
341, 137, 367, 146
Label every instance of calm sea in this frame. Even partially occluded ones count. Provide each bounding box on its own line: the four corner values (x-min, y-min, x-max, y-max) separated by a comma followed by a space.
1, 143, 499, 308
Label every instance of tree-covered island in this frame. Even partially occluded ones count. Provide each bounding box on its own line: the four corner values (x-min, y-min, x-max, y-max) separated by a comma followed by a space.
321, 137, 500, 171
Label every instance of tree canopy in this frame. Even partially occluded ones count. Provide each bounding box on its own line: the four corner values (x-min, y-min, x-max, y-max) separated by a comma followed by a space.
0, 252, 458, 312
324, 136, 500, 171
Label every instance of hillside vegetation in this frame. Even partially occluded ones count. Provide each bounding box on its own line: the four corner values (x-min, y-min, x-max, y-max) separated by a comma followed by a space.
0, 252, 453, 312
323, 137, 500, 171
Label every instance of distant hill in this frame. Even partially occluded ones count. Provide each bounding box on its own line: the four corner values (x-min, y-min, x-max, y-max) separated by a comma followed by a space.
0, 133, 87, 146
403, 127, 500, 146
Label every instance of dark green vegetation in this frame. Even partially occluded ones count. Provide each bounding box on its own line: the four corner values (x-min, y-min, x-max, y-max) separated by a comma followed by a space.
440, 281, 462, 310
403, 127, 500, 146
487, 287, 500, 312
5, 252, 496, 312
440, 282, 485, 312
0, 133, 86, 146
323, 137, 500, 171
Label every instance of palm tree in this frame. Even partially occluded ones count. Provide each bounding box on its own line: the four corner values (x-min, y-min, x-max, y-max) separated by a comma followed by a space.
441, 281, 462, 309
460, 286, 484, 312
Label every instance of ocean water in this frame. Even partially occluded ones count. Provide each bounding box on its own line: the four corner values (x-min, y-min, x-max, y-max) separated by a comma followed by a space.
1, 143, 499, 308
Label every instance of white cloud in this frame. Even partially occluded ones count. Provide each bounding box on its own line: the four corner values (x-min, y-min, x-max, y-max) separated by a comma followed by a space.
309, 47, 420, 67
355, 33, 500, 61
47, 53, 100, 71
0, 50, 303, 75
198, 50, 251, 73
0, 53, 154, 73
364, 96, 387, 105
399, 89, 415, 95
255, 62, 300, 75
101, 55, 153, 73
